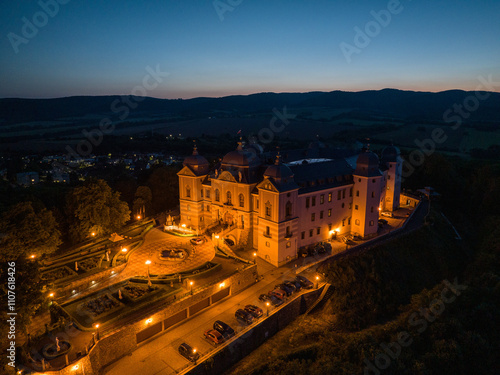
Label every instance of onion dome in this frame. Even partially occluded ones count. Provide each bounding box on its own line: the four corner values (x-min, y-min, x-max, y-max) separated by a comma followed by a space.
264, 153, 294, 180
381, 145, 401, 164
222, 140, 261, 167
183, 144, 209, 175
354, 150, 381, 177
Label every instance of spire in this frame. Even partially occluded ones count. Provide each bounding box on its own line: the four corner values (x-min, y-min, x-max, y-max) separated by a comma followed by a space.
237, 136, 243, 151
192, 140, 198, 155
275, 147, 281, 165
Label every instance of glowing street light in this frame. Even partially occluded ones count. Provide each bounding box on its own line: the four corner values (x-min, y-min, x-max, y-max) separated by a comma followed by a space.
29, 254, 36, 260
93, 323, 100, 340
189, 280, 194, 295
136, 215, 141, 220
121, 247, 127, 252
253, 252, 257, 264
315, 275, 320, 289
266, 302, 270, 316
91, 232, 96, 237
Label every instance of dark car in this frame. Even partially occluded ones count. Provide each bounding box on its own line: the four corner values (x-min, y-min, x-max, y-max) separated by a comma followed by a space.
286, 279, 302, 291
295, 275, 314, 289
378, 219, 388, 227
269, 295, 283, 306
224, 238, 235, 246
283, 281, 297, 292
178, 343, 200, 362
235, 308, 254, 324
204, 329, 224, 345
244, 304, 263, 318
259, 293, 271, 302
275, 283, 293, 296
213, 320, 235, 339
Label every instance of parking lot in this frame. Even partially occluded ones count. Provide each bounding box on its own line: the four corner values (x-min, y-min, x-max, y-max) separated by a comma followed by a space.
103, 266, 320, 375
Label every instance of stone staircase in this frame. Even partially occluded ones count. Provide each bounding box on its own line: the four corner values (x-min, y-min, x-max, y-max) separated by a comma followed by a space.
238, 227, 253, 250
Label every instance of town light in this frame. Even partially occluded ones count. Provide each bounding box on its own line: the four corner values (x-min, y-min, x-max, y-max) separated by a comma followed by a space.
181, 224, 186, 228
121, 247, 127, 252
49, 292, 54, 298
219, 282, 225, 288
189, 280, 194, 295
72, 364, 79, 371
145, 318, 153, 324
266, 302, 270, 316
30, 254, 36, 259
136, 215, 141, 220
145, 260, 151, 265
91, 232, 96, 237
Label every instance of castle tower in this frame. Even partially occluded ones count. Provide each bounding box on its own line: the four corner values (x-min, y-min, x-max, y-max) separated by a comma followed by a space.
352, 149, 382, 238
256, 154, 299, 266
380, 145, 403, 211
177, 144, 209, 229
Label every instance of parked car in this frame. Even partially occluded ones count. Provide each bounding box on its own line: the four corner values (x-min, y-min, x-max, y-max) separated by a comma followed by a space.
378, 219, 388, 225
283, 281, 297, 292
190, 237, 204, 245
213, 320, 235, 339
286, 279, 302, 291
380, 211, 394, 218
204, 329, 224, 345
275, 283, 293, 296
224, 238, 235, 246
244, 304, 263, 318
269, 289, 287, 300
295, 275, 314, 289
269, 295, 284, 306
259, 293, 271, 302
235, 308, 254, 324
178, 343, 199, 362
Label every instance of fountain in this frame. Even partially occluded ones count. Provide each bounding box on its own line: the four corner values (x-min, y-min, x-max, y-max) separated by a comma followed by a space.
42, 338, 71, 359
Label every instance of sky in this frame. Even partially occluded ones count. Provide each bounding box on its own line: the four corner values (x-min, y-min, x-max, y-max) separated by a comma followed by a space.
0, 0, 499, 99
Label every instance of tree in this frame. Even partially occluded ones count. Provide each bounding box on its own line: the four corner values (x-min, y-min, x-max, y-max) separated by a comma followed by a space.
133, 186, 152, 218
147, 166, 180, 214
0, 201, 61, 260
65, 179, 130, 243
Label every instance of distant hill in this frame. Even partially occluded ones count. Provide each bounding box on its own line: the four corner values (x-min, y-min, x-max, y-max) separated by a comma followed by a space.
1, 89, 499, 125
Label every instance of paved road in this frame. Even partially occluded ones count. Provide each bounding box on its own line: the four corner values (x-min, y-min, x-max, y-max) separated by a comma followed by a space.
102, 261, 320, 375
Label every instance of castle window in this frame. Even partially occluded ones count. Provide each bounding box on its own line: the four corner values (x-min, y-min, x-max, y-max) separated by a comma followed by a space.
265, 202, 272, 217
350, 187, 353, 197
186, 186, 191, 198
355, 205, 358, 210
355, 219, 360, 225
372, 179, 376, 183
256, 198, 259, 209
311, 213, 315, 222
328, 193, 332, 202
227, 191, 232, 205
348, 218, 351, 225
317, 227, 320, 235
265, 226, 270, 236
286, 241, 291, 248
286, 201, 292, 217
356, 190, 359, 197
301, 231, 305, 239
201, 204, 204, 211
309, 229, 313, 237
239, 194, 244, 207
337, 191, 341, 200
371, 206, 374, 213
201, 189, 203, 198
371, 191, 375, 198
342, 203, 345, 208
187, 205, 190, 211
328, 209, 331, 217
207, 204, 210, 212
312, 196, 316, 206
320, 211, 324, 219
342, 189, 346, 199
286, 226, 291, 237
206, 189, 210, 198
388, 175, 391, 180
369, 220, 374, 226
215, 189, 220, 202
320, 195, 324, 204
306, 197, 310, 208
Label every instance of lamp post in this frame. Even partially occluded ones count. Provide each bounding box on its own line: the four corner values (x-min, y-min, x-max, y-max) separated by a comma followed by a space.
253, 252, 257, 264
315, 275, 320, 289
145, 260, 152, 287
93, 323, 100, 341
189, 281, 194, 295
266, 302, 270, 316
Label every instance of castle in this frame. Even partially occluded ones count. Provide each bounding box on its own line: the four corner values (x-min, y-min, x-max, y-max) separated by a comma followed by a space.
178, 141, 403, 267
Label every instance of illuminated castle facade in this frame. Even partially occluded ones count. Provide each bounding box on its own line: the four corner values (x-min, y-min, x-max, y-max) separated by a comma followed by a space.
178, 142, 403, 267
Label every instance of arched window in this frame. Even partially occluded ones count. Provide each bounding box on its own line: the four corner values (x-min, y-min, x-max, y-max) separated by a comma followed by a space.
285, 201, 292, 217
227, 191, 232, 205
215, 189, 220, 202
265, 201, 272, 217
239, 194, 244, 207
186, 186, 191, 198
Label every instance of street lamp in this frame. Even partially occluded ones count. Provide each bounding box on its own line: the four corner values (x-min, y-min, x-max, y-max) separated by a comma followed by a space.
266, 302, 270, 316
253, 252, 257, 264
93, 323, 100, 341
315, 275, 320, 289
189, 280, 194, 295
145, 260, 152, 287
136, 215, 141, 220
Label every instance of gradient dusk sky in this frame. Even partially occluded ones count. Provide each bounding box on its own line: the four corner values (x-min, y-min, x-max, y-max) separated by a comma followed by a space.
1, 0, 499, 99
